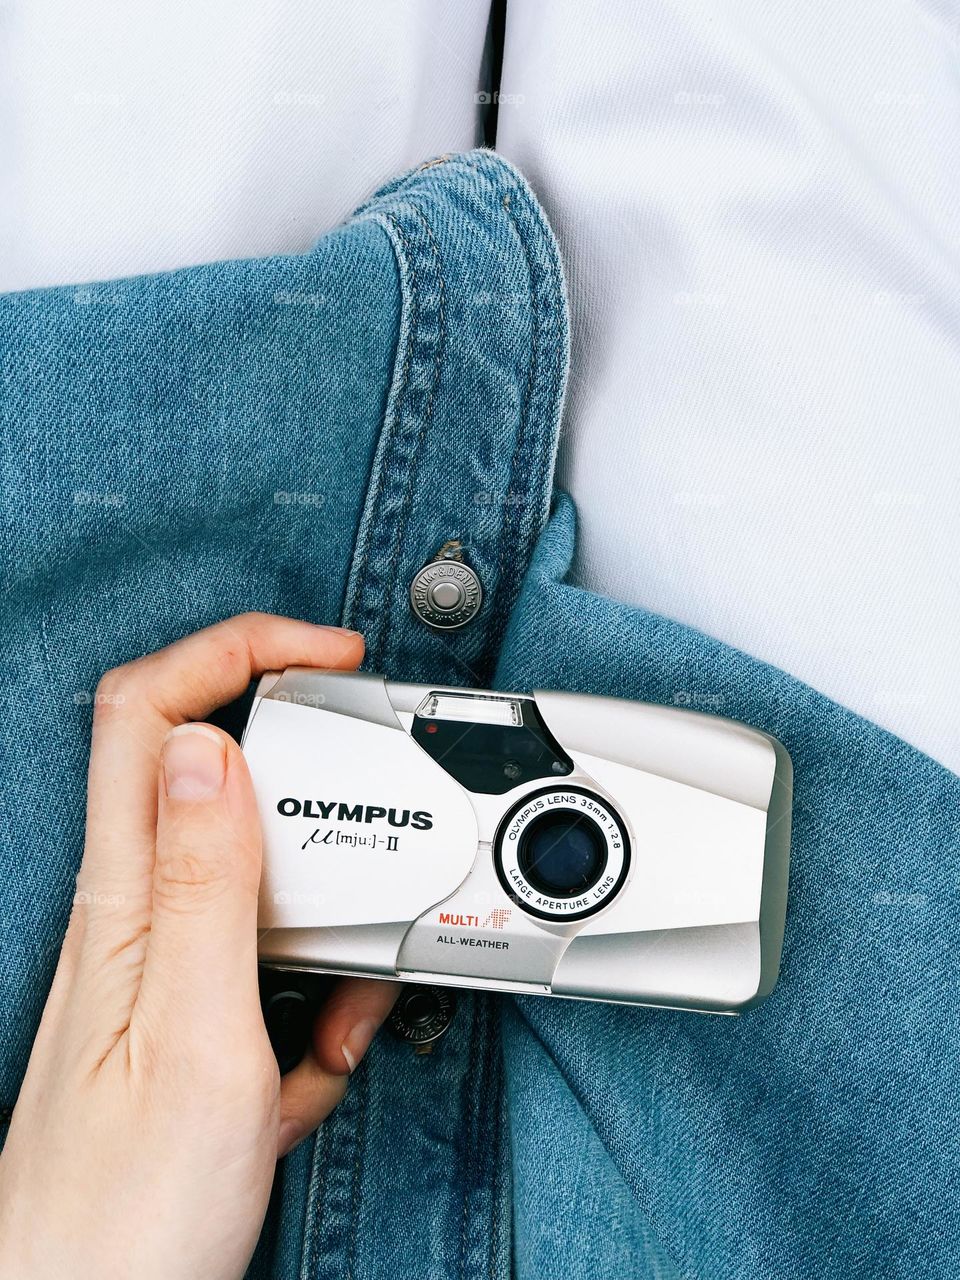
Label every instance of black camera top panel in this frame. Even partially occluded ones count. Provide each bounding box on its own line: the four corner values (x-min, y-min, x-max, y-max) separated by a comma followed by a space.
411, 694, 573, 795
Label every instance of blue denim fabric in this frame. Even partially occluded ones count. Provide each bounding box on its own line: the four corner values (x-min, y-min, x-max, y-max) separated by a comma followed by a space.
0, 218, 400, 1102
0, 150, 567, 1280
496, 493, 960, 1280
3, 145, 957, 1280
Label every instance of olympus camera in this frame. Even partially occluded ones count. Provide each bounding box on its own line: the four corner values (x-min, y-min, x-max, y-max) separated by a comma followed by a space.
242, 669, 792, 1013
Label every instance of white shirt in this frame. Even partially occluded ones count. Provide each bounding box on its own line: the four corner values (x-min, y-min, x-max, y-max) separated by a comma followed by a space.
3, 0, 957, 770
496, 0, 960, 771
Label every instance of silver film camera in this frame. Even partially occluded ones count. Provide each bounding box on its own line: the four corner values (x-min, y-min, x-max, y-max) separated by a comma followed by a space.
242, 669, 792, 1013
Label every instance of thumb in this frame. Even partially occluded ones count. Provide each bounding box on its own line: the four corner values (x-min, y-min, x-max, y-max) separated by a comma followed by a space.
137, 723, 264, 1038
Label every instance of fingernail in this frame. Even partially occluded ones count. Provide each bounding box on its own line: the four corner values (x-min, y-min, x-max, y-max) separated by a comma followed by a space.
341, 1017, 380, 1073
277, 1119, 305, 1157
317, 624, 361, 636
277, 1121, 300, 1162
162, 724, 226, 800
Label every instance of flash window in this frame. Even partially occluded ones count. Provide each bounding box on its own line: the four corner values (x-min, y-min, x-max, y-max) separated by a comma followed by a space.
416, 692, 523, 726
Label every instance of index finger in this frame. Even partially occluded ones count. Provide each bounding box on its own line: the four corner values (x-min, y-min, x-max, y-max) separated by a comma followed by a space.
80, 613, 363, 891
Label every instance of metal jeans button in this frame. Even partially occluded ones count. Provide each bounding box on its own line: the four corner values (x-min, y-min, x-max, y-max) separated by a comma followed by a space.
410, 542, 482, 630
388, 985, 457, 1054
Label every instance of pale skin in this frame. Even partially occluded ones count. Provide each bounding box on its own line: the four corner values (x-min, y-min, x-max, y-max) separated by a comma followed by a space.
0, 614, 399, 1280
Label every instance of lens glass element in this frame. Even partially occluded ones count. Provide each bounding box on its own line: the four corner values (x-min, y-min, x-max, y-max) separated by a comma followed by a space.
518, 812, 607, 897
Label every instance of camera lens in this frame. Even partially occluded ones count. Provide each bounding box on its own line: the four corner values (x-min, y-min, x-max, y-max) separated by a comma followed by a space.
518, 811, 607, 897
495, 786, 630, 921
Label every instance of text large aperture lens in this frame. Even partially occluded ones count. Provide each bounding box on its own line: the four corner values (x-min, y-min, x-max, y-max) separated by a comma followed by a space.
517, 811, 607, 897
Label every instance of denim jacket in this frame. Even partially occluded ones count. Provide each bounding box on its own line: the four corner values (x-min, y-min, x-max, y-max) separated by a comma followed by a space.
1, 151, 957, 1280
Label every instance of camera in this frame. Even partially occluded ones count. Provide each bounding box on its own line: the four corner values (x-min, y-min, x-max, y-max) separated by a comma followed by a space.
242, 669, 792, 1013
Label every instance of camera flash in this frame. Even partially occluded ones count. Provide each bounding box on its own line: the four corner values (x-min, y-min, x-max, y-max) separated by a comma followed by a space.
416, 692, 523, 727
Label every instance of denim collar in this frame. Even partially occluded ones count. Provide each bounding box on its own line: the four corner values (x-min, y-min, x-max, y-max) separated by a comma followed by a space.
342, 151, 569, 688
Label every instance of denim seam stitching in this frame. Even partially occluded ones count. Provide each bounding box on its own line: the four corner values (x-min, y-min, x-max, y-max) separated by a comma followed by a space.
300, 1126, 328, 1280
344, 152, 565, 676
459, 993, 483, 1280
490, 212, 539, 642
479, 180, 568, 674
368, 152, 566, 674
486, 1002, 506, 1278
339, 213, 418, 654
343, 157, 565, 1280
340, 203, 443, 672
345, 1067, 368, 1280
376, 206, 446, 671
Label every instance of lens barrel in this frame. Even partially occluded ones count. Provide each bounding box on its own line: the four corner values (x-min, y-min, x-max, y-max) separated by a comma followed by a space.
495, 786, 630, 922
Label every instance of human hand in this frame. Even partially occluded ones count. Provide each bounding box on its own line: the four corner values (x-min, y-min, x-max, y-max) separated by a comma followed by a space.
0, 614, 399, 1280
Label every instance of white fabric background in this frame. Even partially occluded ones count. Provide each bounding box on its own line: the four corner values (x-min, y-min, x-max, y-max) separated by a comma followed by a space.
497, 0, 960, 771
0, 1, 489, 289
2, 1, 957, 770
